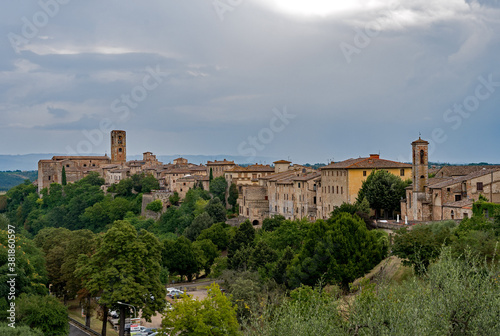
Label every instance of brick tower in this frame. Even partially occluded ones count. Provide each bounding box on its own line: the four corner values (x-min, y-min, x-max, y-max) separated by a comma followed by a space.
412, 137, 429, 192
111, 130, 126, 164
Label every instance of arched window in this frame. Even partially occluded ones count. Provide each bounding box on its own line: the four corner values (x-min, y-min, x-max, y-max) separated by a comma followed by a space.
420, 149, 425, 164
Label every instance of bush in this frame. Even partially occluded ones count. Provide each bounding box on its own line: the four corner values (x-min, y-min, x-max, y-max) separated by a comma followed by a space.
16, 294, 69, 336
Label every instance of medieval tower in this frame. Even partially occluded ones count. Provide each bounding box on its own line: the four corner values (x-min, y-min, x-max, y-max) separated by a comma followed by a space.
111, 130, 126, 164
412, 137, 429, 192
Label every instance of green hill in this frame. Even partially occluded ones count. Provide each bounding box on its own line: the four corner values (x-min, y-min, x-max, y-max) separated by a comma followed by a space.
0, 171, 38, 191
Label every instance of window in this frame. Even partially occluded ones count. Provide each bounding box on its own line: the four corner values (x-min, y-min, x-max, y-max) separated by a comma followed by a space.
400, 169, 405, 176
66, 164, 70, 167
477, 182, 484, 191
265, 196, 268, 200
341, 187, 343, 194
83, 164, 87, 167
363, 171, 367, 177
447, 188, 451, 192
451, 210, 455, 219
298, 183, 301, 188
455, 195, 462, 202
337, 186, 339, 194
337, 171, 339, 176
314, 196, 317, 204
275, 206, 277, 211
119, 148, 123, 153
48, 176, 51, 181
420, 150, 425, 164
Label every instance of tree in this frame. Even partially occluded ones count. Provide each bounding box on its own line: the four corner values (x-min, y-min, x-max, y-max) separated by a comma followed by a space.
209, 168, 214, 182
80, 172, 105, 187
205, 197, 227, 223
16, 294, 68, 336
0, 324, 43, 335
146, 200, 163, 213
357, 170, 410, 218
132, 173, 160, 193
184, 212, 214, 241
163, 236, 201, 282
61, 166, 67, 186
209, 176, 227, 205
34, 227, 74, 300
228, 220, 256, 269
262, 215, 286, 232
0, 223, 48, 321
76, 221, 166, 336
161, 283, 239, 335
197, 222, 230, 250
392, 221, 456, 274
228, 183, 238, 211
193, 239, 220, 275
287, 213, 387, 289
169, 191, 180, 206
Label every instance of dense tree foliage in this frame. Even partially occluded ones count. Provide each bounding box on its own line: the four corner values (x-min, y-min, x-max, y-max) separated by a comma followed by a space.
161, 283, 239, 335
0, 216, 48, 320
76, 221, 166, 335
16, 294, 69, 336
357, 170, 410, 217
228, 183, 239, 211
209, 176, 227, 205
146, 199, 163, 213
243, 249, 500, 336
287, 213, 387, 288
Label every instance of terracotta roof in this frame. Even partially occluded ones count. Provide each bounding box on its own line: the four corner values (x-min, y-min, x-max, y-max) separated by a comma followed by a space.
435, 165, 500, 178
226, 164, 274, 173
206, 159, 235, 165
52, 156, 110, 161
443, 199, 474, 208
412, 137, 429, 144
273, 160, 291, 164
292, 172, 321, 181
321, 157, 411, 170
429, 168, 500, 189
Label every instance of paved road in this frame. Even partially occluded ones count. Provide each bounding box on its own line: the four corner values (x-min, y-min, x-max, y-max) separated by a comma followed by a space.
69, 323, 91, 336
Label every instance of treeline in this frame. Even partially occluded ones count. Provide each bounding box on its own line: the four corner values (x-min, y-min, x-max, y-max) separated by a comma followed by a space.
0, 171, 37, 192
0, 173, 390, 335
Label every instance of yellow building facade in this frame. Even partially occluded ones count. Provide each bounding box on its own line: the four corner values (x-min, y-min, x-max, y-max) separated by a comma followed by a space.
320, 154, 412, 209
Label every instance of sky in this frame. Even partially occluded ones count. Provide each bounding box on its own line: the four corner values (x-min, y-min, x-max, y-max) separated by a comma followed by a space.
1, 0, 499, 165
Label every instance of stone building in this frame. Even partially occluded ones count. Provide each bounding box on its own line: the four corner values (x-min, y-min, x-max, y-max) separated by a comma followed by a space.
38, 130, 165, 191
173, 175, 210, 199
38, 156, 111, 191
206, 159, 236, 178
401, 138, 500, 222
224, 164, 275, 192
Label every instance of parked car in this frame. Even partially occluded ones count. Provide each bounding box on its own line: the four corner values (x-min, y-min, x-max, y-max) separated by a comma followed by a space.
141, 327, 157, 335
108, 310, 119, 318
167, 289, 189, 299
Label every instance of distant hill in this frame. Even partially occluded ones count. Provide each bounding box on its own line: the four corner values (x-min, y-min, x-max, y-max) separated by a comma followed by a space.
0, 171, 38, 192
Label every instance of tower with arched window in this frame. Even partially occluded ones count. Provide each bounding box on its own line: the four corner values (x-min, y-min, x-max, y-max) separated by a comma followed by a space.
111, 130, 126, 164
412, 137, 429, 192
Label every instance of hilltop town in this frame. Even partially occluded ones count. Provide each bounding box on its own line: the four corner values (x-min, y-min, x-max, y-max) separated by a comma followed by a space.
37, 130, 500, 225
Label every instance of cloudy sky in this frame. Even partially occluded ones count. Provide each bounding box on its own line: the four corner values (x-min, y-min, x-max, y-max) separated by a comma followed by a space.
1, 0, 499, 164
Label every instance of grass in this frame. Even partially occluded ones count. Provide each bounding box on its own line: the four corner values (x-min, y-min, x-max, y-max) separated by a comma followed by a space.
67, 300, 119, 336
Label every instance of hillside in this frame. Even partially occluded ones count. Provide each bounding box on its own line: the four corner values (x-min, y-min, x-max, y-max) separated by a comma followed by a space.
0, 171, 38, 191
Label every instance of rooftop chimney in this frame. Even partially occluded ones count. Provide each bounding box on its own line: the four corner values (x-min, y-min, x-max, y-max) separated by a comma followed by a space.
369, 154, 380, 159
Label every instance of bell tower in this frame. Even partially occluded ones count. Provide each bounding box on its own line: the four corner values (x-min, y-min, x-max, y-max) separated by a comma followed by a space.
412, 137, 429, 192
111, 130, 126, 164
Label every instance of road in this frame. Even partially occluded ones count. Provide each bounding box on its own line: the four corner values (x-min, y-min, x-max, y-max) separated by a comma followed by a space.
69, 323, 91, 336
